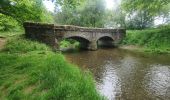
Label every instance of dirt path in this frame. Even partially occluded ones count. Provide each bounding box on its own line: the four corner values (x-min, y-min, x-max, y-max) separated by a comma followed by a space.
0, 38, 6, 50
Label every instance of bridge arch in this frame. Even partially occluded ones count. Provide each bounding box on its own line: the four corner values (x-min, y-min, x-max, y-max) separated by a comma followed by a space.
64, 36, 90, 49
97, 36, 114, 41
97, 36, 114, 47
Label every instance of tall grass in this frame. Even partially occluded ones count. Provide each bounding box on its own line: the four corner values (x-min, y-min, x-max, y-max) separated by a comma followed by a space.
122, 25, 170, 53
60, 39, 80, 49
4, 36, 51, 53
0, 31, 23, 38
0, 36, 104, 100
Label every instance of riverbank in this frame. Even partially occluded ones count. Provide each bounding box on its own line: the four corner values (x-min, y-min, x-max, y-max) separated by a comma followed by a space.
0, 34, 104, 100
122, 25, 170, 54
120, 45, 170, 54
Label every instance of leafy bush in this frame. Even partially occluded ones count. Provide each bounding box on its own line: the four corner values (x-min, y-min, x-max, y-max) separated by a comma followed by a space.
0, 14, 21, 31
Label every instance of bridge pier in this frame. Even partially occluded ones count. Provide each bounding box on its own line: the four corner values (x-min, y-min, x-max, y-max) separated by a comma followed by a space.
88, 40, 97, 51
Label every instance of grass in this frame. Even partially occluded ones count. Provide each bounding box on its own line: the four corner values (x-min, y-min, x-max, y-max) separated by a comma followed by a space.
60, 39, 80, 49
0, 35, 104, 100
0, 31, 23, 38
122, 25, 170, 53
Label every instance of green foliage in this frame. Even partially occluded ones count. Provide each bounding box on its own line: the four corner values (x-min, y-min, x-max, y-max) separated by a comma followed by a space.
104, 8, 126, 28
55, 0, 106, 28
121, 0, 170, 29
122, 25, 170, 53
0, 31, 23, 38
78, 0, 106, 27
54, 0, 83, 25
60, 40, 71, 48
55, 0, 81, 8
0, 14, 20, 31
0, 36, 104, 100
0, 0, 51, 23
0, 0, 54, 32
54, 0, 170, 29
60, 39, 80, 49
125, 11, 155, 29
122, 0, 169, 16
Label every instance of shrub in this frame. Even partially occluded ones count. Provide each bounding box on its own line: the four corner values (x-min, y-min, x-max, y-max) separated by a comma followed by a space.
0, 14, 21, 32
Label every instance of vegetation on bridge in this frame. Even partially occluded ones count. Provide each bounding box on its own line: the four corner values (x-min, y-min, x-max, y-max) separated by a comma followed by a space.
59, 39, 80, 50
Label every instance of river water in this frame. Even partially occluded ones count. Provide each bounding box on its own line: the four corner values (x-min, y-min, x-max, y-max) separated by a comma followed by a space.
64, 48, 170, 100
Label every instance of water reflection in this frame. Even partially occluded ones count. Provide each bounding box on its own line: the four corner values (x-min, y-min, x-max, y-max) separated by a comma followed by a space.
96, 60, 121, 99
144, 65, 170, 99
64, 49, 170, 100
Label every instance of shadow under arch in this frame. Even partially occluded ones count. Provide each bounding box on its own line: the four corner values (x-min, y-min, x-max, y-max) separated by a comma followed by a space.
65, 36, 90, 49
97, 36, 115, 48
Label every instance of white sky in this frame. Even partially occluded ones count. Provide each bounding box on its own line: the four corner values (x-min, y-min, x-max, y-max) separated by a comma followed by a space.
105, 0, 121, 9
43, 0, 55, 12
154, 17, 164, 26
106, 0, 114, 9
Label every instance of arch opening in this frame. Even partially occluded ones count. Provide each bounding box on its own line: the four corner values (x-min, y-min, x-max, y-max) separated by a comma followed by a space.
64, 36, 90, 50
97, 36, 115, 48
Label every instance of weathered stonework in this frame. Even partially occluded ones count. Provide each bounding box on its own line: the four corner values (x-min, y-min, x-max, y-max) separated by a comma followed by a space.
24, 22, 126, 50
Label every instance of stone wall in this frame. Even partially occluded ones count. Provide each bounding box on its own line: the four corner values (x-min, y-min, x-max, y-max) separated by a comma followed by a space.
24, 22, 57, 49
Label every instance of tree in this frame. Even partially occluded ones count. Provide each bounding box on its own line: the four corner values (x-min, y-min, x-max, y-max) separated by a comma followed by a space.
0, 0, 54, 31
121, 0, 170, 29
54, 0, 106, 28
0, 0, 53, 24
157, 3, 170, 24
54, 0, 81, 25
104, 7, 126, 28
125, 11, 154, 29
122, 0, 169, 15
78, 0, 106, 27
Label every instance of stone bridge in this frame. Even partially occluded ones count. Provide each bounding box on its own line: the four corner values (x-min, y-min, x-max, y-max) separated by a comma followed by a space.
24, 22, 126, 50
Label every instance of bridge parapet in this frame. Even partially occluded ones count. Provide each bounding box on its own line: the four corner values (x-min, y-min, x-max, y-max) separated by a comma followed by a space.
24, 22, 126, 50
54, 25, 125, 33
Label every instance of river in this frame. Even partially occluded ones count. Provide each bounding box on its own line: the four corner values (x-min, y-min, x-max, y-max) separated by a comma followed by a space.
64, 48, 170, 100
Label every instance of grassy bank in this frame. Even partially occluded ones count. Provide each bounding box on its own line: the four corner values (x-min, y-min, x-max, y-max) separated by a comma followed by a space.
0, 35, 104, 100
0, 31, 23, 38
122, 25, 170, 53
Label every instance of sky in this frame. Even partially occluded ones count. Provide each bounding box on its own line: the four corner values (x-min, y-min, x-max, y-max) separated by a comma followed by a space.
106, 0, 121, 9
43, 0, 55, 12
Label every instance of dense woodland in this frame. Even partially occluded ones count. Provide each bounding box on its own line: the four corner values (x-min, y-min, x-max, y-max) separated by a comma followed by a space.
0, 0, 170, 31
